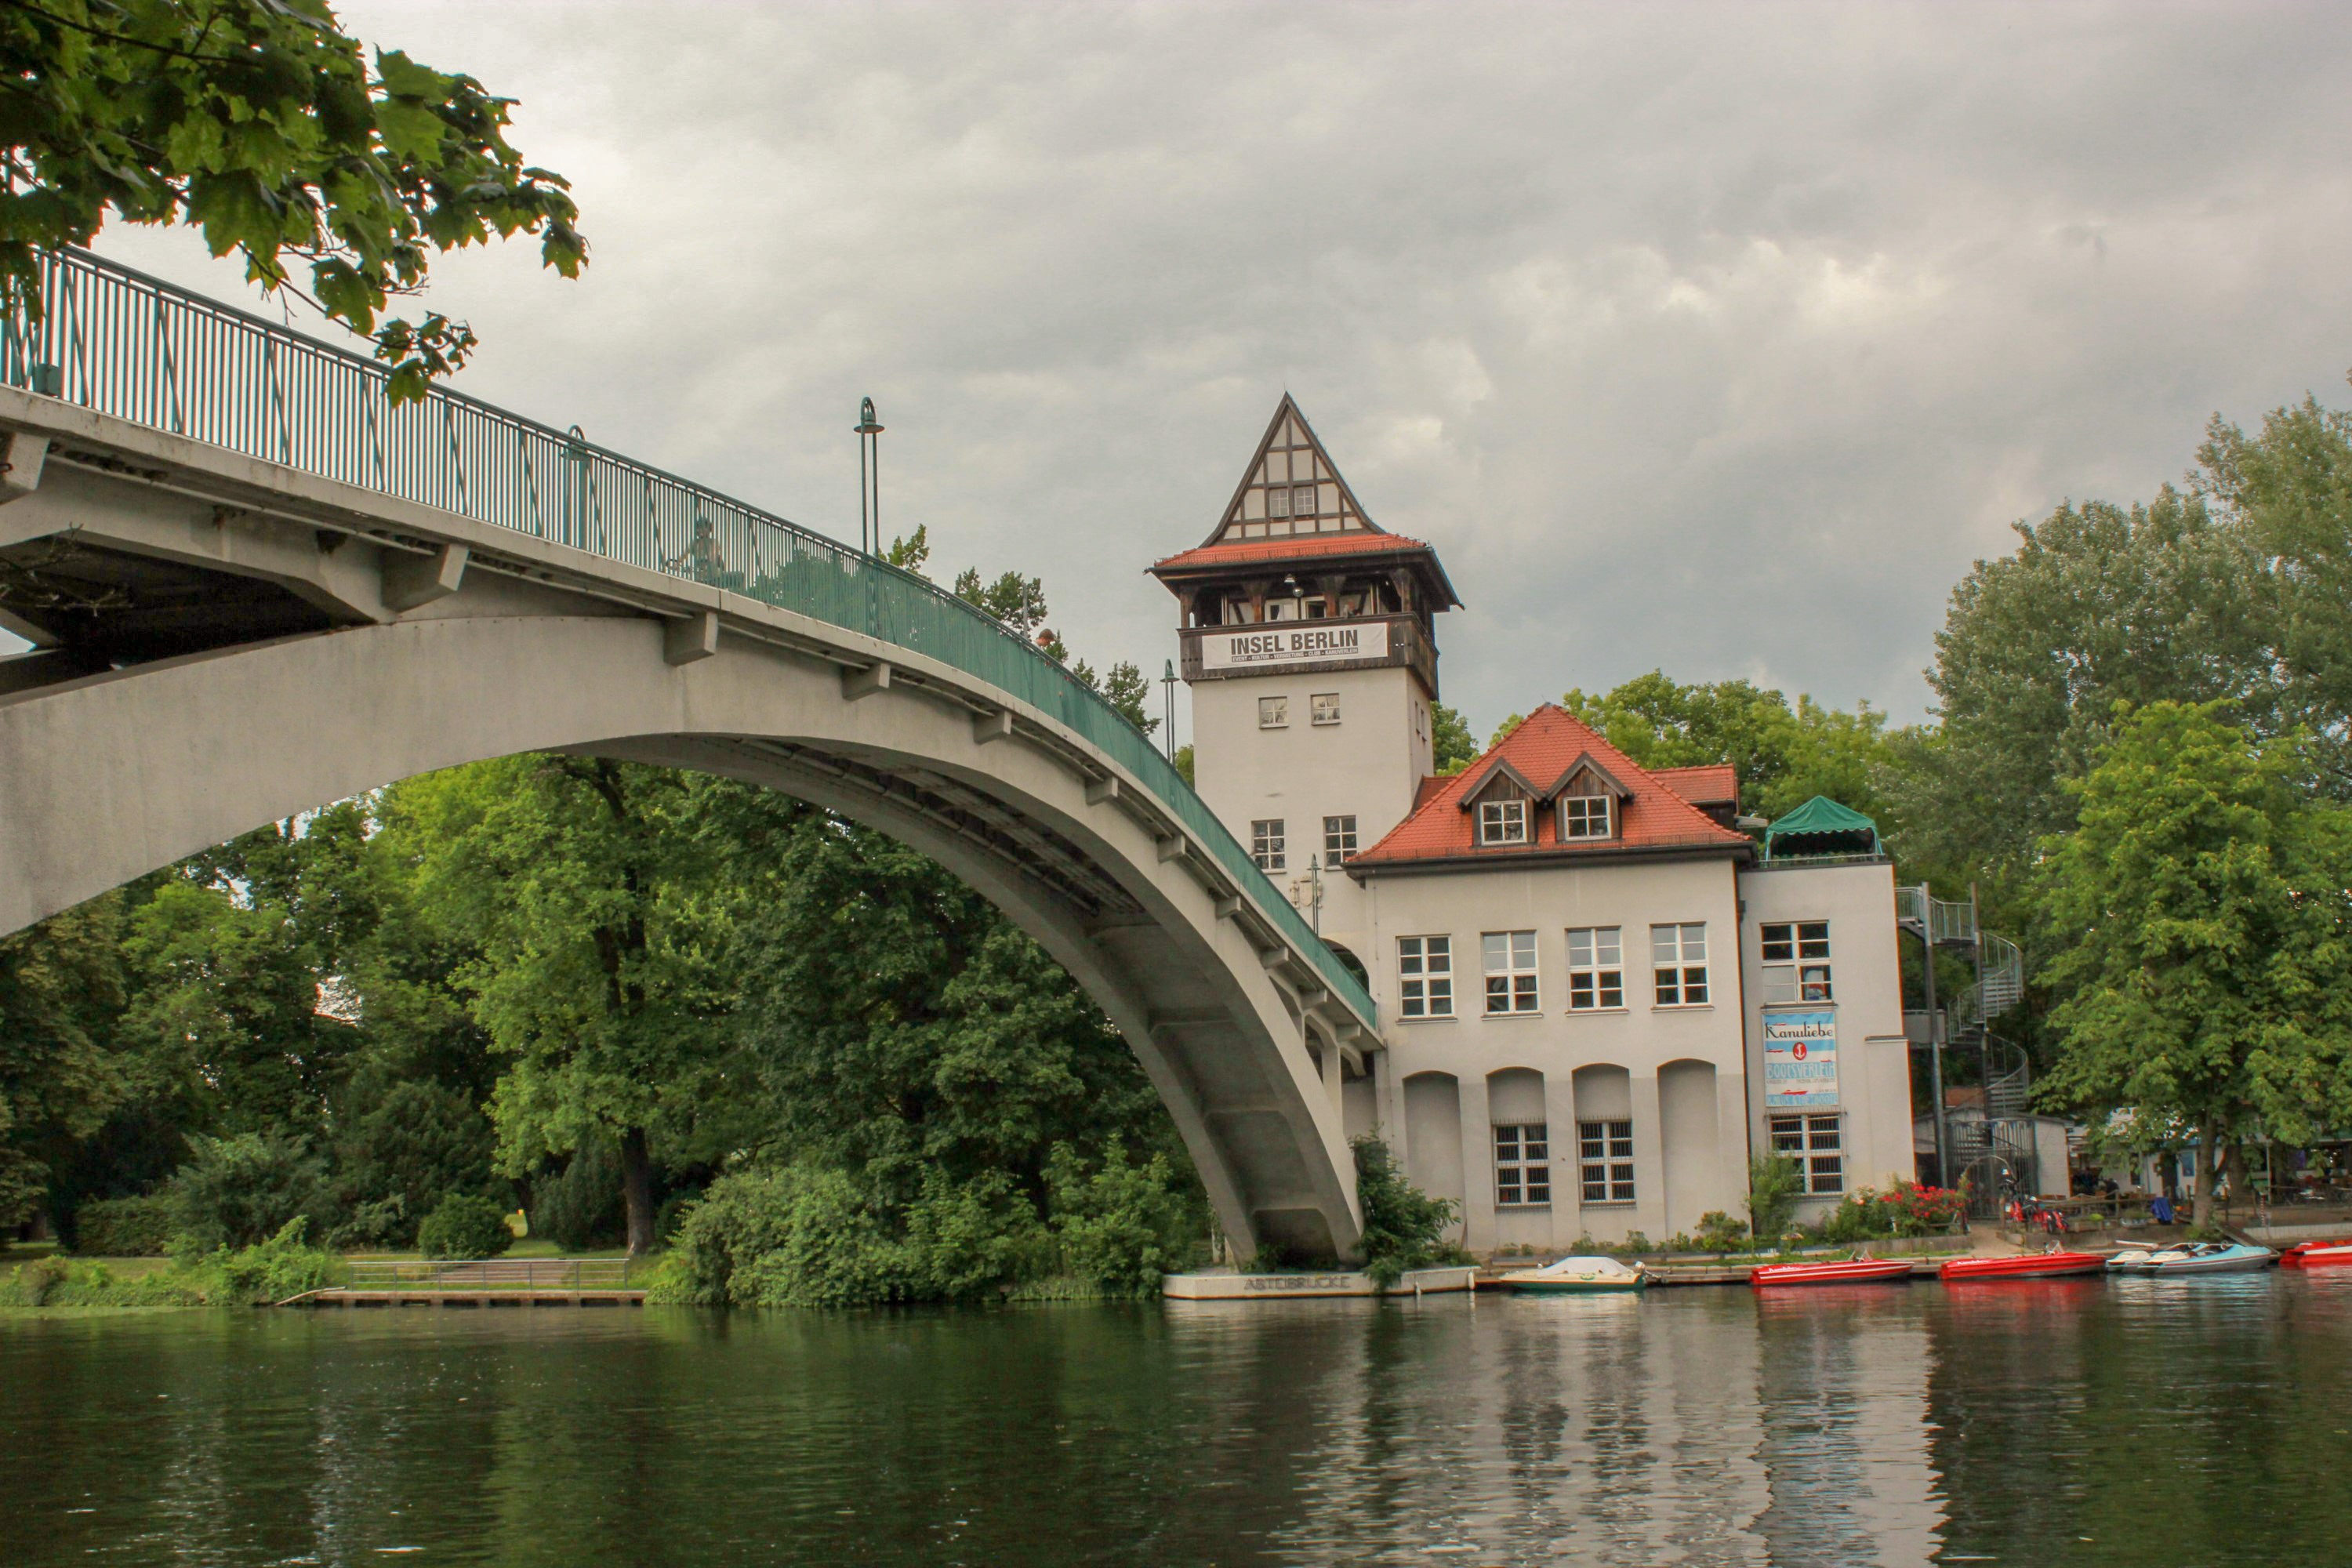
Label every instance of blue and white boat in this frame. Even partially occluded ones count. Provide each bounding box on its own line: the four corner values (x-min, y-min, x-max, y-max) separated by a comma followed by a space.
2110, 1240, 2275, 1275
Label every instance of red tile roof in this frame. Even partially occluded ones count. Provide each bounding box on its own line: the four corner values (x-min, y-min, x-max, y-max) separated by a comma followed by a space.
1148, 532, 1440, 575
1650, 764, 1739, 808
1348, 705, 1753, 871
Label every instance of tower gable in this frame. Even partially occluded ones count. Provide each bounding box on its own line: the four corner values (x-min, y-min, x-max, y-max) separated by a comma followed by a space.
1203, 394, 1381, 548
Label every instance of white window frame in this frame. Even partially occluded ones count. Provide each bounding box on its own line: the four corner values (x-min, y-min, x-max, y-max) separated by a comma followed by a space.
1559, 795, 1613, 840
1760, 920, 1833, 1004
1482, 930, 1539, 1014
1250, 818, 1285, 873
1494, 1123, 1552, 1207
1258, 695, 1288, 729
1293, 482, 1318, 518
1651, 922, 1710, 1006
1564, 926, 1624, 1011
1311, 692, 1341, 726
1578, 1120, 1636, 1203
1323, 815, 1358, 864
1479, 797, 1529, 846
1265, 484, 1290, 518
1769, 1113, 1845, 1196
1396, 935, 1454, 1019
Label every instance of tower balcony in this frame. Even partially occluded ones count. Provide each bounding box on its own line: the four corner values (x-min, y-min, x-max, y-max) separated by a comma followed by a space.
1178, 612, 1439, 692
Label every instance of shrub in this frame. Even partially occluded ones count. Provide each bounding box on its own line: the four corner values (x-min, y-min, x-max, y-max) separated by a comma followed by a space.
165, 1132, 332, 1255
71, 1193, 176, 1256
1748, 1154, 1803, 1240
0, 1255, 205, 1307
1618, 1231, 1654, 1257
657, 1167, 923, 1308
417, 1193, 514, 1260
1821, 1181, 1968, 1241
196, 1218, 344, 1304
1352, 1133, 1472, 1287
1045, 1138, 1201, 1297
1696, 1210, 1748, 1250
529, 1143, 626, 1252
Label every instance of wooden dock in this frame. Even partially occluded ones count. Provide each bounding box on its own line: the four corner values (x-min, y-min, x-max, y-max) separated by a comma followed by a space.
275, 1257, 644, 1308
281, 1287, 644, 1308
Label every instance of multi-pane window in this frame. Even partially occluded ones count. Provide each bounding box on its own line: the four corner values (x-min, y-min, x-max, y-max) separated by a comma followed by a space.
1323, 815, 1358, 864
1770, 1114, 1844, 1196
1250, 819, 1285, 873
1560, 796, 1613, 840
1397, 935, 1454, 1019
1479, 797, 1529, 845
1494, 1124, 1552, 1206
1565, 927, 1624, 1011
1258, 695, 1288, 728
1293, 483, 1318, 517
1265, 484, 1292, 517
1760, 920, 1833, 1003
1579, 1121, 1636, 1203
1651, 922, 1709, 1005
1311, 693, 1341, 726
1483, 931, 1539, 1014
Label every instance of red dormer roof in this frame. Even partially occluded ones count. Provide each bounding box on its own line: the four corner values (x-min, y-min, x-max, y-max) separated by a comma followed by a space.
1348, 706, 1754, 873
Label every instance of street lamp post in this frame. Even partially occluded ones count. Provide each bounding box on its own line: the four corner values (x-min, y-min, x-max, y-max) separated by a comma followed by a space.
854, 397, 884, 556
1161, 659, 1178, 760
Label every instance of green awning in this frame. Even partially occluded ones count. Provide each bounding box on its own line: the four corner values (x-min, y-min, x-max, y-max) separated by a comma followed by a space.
1763, 796, 1882, 859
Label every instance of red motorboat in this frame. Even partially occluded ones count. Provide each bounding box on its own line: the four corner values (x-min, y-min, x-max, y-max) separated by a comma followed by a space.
1749, 1258, 1915, 1288
2280, 1240, 2352, 1268
1940, 1251, 2107, 1282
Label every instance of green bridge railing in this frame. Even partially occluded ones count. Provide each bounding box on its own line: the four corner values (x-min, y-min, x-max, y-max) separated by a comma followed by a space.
5, 248, 1375, 1028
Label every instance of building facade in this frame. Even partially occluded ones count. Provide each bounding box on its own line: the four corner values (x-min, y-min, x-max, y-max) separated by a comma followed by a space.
1151, 397, 1918, 1249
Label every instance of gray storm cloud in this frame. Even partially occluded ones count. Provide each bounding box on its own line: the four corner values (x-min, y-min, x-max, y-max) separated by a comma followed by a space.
71, 0, 2352, 740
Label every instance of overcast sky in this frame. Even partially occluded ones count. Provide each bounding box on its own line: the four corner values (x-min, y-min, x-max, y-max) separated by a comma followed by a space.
75, 0, 2352, 743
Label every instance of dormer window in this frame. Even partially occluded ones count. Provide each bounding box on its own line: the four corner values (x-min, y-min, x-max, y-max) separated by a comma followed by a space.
1560, 796, 1613, 841
1479, 798, 1528, 845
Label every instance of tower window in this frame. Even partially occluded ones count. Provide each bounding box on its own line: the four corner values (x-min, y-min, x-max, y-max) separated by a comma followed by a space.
1265, 485, 1290, 518
1311, 693, 1341, 725
1258, 696, 1288, 728
1251, 819, 1285, 873
1292, 483, 1318, 517
1760, 921, 1833, 1003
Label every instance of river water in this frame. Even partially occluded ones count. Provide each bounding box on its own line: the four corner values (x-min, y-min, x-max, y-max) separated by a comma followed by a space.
5, 1272, 2350, 1566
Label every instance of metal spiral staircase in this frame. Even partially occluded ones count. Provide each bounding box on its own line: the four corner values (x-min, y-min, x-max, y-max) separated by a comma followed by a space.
1899, 890, 2034, 1214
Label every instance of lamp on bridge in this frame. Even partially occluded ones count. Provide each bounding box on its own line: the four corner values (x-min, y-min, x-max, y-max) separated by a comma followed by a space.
1162, 659, 1178, 761
855, 396, 885, 556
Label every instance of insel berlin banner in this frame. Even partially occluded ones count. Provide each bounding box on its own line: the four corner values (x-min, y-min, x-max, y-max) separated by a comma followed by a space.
1762, 1009, 1838, 1110
1200, 620, 1393, 672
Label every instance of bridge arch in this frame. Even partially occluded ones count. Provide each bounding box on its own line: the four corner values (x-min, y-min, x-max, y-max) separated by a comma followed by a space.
0, 252, 1377, 1261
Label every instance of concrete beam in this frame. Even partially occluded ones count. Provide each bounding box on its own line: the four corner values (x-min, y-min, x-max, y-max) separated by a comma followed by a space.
1084, 777, 1120, 806
0, 431, 47, 503
381, 543, 469, 613
971, 709, 1014, 746
1212, 894, 1242, 920
1156, 834, 1187, 864
842, 660, 892, 700
662, 609, 720, 666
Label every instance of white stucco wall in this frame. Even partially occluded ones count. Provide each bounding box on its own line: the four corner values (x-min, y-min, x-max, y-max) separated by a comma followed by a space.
1354, 854, 1751, 1248
1737, 859, 1915, 1219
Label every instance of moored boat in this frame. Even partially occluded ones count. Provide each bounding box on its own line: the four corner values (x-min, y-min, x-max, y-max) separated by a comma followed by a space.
1748, 1257, 1914, 1288
2279, 1240, 2352, 1268
1940, 1250, 2107, 1282
2116, 1241, 2276, 1276
1498, 1255, 1647, 1294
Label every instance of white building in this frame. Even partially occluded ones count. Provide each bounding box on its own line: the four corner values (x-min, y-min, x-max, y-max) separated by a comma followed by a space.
1151, 397, 1918, 1249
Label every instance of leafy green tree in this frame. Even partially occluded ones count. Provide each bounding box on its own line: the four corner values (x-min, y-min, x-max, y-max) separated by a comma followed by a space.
1562, 671, 1896, 824
389, 757, 740, 1255
1172, 742, 1196, 786
1430, 701, 1478, 773
1889, 491, 2278, 904
2197, 385, 2352, 789
1044, 1138, 1200, 1296
2035, 702, 2352, 1227
0, 0, 585, 399
0, 895, 130, 1232
1349, 1133, 1465, 1286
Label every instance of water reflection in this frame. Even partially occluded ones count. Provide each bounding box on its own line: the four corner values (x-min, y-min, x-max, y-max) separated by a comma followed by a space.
3, 1274, 2348, 1566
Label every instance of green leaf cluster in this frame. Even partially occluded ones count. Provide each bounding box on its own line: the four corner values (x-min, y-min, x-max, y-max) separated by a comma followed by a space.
0, 0, 586, 399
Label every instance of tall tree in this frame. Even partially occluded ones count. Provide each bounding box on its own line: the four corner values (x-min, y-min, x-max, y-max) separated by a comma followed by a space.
0, 0, 585, 398
1888, 490, 2279, 906
389, 757, 739, 1254
2034, 702, 2352, 1228
1560, 671, 1898, 823
0, 896, 130, 1232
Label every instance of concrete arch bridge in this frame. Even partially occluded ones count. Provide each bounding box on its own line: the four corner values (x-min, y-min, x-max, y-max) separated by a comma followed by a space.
0, 251, 1376, 1260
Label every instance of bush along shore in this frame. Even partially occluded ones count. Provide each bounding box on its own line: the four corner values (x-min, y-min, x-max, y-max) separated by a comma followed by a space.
0, 1220, 343, 1308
